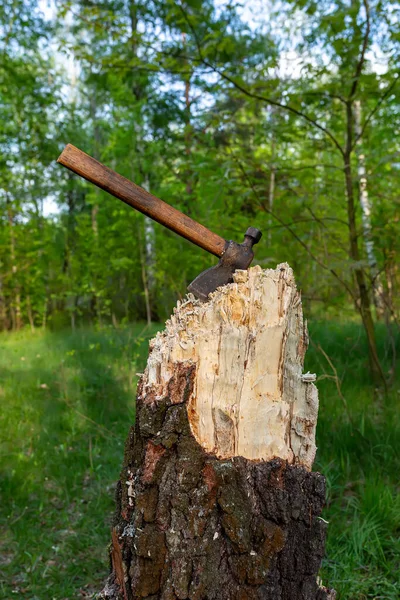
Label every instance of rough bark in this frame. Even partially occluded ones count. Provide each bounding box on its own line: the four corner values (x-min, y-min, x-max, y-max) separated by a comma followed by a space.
98, 265, 335, 600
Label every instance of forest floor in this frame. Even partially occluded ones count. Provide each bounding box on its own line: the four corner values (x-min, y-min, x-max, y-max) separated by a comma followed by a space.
0, 322, 399, 599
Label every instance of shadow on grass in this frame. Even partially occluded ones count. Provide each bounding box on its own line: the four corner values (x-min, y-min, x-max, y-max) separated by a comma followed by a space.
0, 323, 159, 599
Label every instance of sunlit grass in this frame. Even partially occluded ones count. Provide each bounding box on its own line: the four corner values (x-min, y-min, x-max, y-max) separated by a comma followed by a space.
0, 321, 399, 599
0, 324, 160, 599
307, 321, 400, 599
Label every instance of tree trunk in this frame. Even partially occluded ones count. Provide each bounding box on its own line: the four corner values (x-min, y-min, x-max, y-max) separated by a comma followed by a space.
129, 1, 158, 322
354, 100, 385, 319
0, 273, 7, 330
99, 265, 335, 600
26, 295, 35, 332
90, 92, 102, 324
7, 194, 21, 330
142, 178, 155, 325
182, 39, 195, 209
344, 101, 385, 387
139, 236, 152, 327
267, 109, 276, 246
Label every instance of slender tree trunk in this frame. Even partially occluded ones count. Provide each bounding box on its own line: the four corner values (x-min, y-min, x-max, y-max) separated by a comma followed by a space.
26, 295, 35, 332
90, 94, 102, 324
0, 273, 7, 330
144, 217, 155, 313
138, 228, 152, 326
140, 257, 152, 327
42, 298, 47, 329
142, 178, 155, 325
267, 108, 276, 245
183, 35, 195, 209
99, 265, 335, 600
268, 144, 275, 246
185, 76, 193, 199
130, 0, 156, 322
15, 291, 21, 330
354, 100, 385, 319
7, 194, 21, 330
344, 101, 385, 386
124, 298, 130, 322
384, 255, 395, 320
63, 180, 75, 275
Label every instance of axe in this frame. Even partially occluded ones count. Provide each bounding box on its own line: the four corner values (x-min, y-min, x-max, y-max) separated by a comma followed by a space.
57, 144, 262, 301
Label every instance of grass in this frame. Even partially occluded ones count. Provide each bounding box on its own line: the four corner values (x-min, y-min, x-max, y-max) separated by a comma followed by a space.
0, 321, 399, 599
306, 322, 400, 599
0, 324, 160, 599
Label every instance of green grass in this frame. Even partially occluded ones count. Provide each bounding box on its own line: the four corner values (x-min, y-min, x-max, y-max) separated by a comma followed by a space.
0, 324, 160, 600
306, 322, 400, 599
0, 322, 399, 599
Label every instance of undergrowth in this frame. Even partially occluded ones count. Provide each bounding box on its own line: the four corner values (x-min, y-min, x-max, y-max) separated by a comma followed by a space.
307, 322, 400, 599
0, 322, 399, 599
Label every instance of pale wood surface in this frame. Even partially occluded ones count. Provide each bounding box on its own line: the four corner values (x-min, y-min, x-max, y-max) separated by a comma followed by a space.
141, 264, 318, 469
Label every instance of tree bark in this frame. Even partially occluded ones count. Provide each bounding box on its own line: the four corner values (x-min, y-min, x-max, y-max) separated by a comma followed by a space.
353, 100, 385, 319
26, 295, 35, 332
343, 101, 385, 387
7, 194, 21, 330
130, 0, 157, 323
142, 178, 155, 326
0, 273, 7, 330
99, 265, 335, 600
90, 92, 102, 324
267, 108, 276, 246
138, 229, 152, 327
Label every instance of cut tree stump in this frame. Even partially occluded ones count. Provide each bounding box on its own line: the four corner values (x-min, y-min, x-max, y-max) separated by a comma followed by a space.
99, 264, 335, 600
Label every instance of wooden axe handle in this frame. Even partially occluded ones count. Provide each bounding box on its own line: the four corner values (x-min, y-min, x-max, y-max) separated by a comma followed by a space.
57, 144, 227, 258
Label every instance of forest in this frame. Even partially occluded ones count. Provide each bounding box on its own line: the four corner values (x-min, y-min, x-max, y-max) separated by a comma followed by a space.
1, 1, 400, 599
1, 0, 399, 382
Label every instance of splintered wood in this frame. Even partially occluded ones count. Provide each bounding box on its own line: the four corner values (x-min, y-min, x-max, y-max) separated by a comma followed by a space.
142, 264, 318, 469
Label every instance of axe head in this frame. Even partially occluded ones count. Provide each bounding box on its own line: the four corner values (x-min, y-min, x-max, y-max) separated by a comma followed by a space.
187, 227, 262, 301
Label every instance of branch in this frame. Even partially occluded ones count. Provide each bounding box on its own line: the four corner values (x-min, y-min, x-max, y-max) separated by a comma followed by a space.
234, 158, 356, 301
304, 205, 350, 254
349, 0, 371, 99
177, 2, 345, 157
275, 163, 344, 173
255, 216, 349, 231
353, 75, 400, 147
303, 90, 347, 104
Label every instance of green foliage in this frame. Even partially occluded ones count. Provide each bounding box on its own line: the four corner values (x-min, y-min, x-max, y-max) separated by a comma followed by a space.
1, 1, 400, 592
305, 321, 400, 598
1, 0, 400, 338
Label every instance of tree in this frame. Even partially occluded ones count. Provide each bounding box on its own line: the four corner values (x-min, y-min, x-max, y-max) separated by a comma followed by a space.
0, 0, 59, 329
157, 0, 400, 385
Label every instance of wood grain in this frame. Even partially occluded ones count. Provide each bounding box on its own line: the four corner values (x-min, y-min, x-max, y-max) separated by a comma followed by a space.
97, 264, 333, 600
57, 144, 227, 257
144, 264, 318, 467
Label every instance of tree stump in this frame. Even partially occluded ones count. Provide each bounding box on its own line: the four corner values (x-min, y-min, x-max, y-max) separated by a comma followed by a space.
99, 264, 335, 600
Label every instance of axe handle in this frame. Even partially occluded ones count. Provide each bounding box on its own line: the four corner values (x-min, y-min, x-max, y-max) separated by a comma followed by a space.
57, 144, 226, 258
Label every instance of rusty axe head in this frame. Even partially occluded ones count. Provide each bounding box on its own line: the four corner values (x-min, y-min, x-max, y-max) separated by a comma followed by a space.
187, 227, 262, 301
